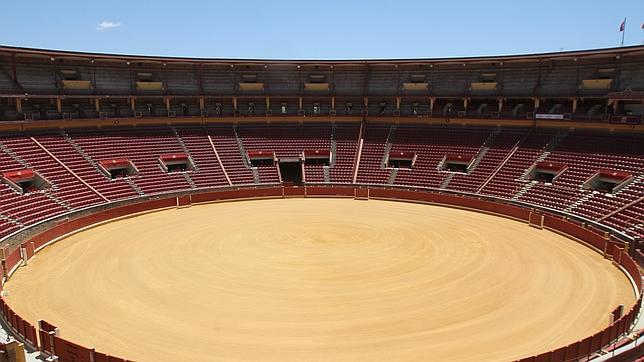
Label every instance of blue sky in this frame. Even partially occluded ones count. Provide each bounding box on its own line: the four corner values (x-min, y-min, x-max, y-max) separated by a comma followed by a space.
1, 0, 643, 59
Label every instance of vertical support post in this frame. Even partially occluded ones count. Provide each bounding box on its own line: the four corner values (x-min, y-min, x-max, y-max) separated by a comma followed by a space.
15, 98, 22, 113
232, 96, 237, 113
199, 96, 205, 113
165, 97, 171, 112
298, 96, 303, 112
55, 98, 62, 113
48, 330, 58, 356
0, 245, 9, 280
429, 97, 435, 114
130, 97, 136, 112
20, 245, 27, 266
396, 96, 401, 111
0, 260, 6, 281
498, 97, 504, 112
572, 98, 578, 114
11, 52, 18, 85
463, 97, 468, 112
533, 97, 540, 111
94, 98, 100, 113
331, 96, 335, 111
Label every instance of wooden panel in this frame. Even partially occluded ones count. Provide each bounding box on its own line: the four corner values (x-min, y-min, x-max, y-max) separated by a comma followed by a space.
581, 79, 612, 90
304, 83, 329, 91
62, 80, 91, 90
470, 82, 497, 90
402, 82, 428, 91
136, 81, 163, 91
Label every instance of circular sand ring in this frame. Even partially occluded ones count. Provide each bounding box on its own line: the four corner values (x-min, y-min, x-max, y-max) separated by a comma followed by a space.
2, 196, 637, 362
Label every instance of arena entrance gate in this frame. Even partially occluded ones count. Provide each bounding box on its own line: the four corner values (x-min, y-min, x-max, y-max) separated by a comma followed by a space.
278, 157, 303, 186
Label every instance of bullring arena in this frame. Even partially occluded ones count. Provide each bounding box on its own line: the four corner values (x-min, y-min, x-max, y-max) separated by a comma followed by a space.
2, 197, 638, 361
0, 44, 642, 362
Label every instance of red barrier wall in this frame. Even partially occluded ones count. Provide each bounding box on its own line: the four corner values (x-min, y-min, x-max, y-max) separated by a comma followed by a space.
30, 198, 177, 251
53, 335, 93, 362
39, 329, 53, 354
543, 215, 608, 252
564, 342, 579, 360
355, 188, 369, 198
23, 321, 37, 348
368, 188, 531, 221
621, 254, 642, 290
578, 336, 591, 356
612, 245, 623, 263
93, 352, 130, 362
636, 250, 644, 266
0, 297, 37, 347
529, 211, 543, 227
283, 186, 306, 196
305, 186, 355, 197
4, 249, 21, 275
23, 242, 35, 260
37, 320, 58, 354
190, 187, 283, 204
176, 194, 191, 207
38, 320, 57, 333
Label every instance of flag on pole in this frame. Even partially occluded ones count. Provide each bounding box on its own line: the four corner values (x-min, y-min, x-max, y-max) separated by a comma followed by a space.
619, 18, 626, 46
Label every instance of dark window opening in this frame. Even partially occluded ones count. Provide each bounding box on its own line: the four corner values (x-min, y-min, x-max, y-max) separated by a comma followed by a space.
159, 155, 195, 173
584, 170, 632, 194
445, 162, 468, 173
109, 168, 128, 179
441, 155, 472, 173
17, 179, 42, 193
251, 158, 274, 167
594, 181, 618, 193
388, 159, 413, 169
531, 171, 556, 183
378, 102, 387, 115
100, 159, 138, 179
167, 163, 188, 172
2, 170, 51, 194
279, 162, 303, 186
528, 162, 567, 183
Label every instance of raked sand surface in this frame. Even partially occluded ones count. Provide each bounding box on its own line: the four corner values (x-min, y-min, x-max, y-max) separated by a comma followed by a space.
3, 199, 636, 361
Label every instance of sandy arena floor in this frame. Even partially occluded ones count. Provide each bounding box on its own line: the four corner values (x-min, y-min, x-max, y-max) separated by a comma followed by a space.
3, 198, 637, 361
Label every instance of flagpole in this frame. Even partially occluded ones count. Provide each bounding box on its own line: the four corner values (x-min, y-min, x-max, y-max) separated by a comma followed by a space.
621, 18, 626, 46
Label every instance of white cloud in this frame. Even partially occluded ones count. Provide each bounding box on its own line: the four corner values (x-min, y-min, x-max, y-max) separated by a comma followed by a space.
96, 21, 122, 31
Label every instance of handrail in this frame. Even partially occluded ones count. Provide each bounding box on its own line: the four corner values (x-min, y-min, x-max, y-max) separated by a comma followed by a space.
29, 136, 109, 202
207, 135, 232, 186
598, 195, 644, 222
476, 139, 522, 193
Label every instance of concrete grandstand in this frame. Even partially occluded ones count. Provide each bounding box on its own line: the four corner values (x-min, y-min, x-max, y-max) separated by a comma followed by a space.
0, 45, 642, 361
